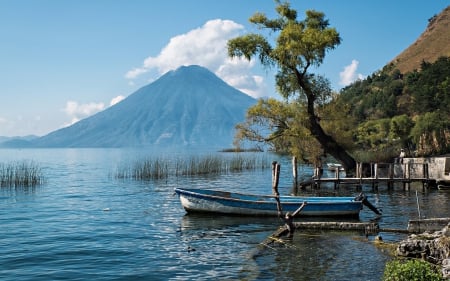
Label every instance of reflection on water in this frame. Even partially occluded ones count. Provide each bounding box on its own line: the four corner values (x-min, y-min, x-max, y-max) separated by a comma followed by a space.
0, 148, 449, 280
179, 213, 390, 281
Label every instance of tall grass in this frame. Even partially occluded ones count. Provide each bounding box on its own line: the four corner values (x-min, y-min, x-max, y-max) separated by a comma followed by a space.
177, 155, 224, 176
0, 160, 45, 188
116, 157, 169, 180
176, 154, 270, 176
116, 154, 270, 180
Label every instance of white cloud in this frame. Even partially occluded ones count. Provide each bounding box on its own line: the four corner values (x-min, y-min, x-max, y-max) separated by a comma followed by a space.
125, 19, 269, 98
63, 101, 105, 126
110, 95, 125, 106
339, 60, 365, 86
125, 68, 148, 80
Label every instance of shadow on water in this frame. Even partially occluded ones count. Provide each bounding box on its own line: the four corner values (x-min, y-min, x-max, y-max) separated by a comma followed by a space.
179, 213, 281, 233
252, 229, 391, 281
177, 213, 388, 281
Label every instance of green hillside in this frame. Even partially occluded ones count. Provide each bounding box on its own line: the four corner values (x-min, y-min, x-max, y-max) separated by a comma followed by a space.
330, 6, 450, 161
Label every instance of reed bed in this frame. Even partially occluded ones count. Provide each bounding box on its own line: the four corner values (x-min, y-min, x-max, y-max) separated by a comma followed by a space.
116, 154, 270, 180
0, 160, 45, 188
116, 157, 169, 180
176, 154, 270, 176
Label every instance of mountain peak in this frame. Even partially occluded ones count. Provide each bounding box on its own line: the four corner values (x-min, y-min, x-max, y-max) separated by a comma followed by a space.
173, 64, 208, 73
30, 65, 256, 148
160, 65, 229, 87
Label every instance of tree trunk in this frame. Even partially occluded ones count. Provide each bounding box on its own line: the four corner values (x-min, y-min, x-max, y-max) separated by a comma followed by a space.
292, 69, 356, 172
305, 92, 356, 172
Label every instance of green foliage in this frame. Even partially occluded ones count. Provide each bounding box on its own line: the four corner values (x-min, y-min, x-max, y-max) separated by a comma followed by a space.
229, 1, 357, 168
229, 0, 450, 161
383, 259, 444, 281
410, 111, 450, 156
389, 114, 414, 148
408, 57, 450, 114
337, 56, 450, 157
228, 1, 340, 105
352, 114, 416, 159
234, 98, 320, 162
355, 118, 391, 149
319, 94, 357, 151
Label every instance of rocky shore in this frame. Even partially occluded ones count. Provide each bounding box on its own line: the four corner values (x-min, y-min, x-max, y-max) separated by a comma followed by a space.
396, 223, 450, 278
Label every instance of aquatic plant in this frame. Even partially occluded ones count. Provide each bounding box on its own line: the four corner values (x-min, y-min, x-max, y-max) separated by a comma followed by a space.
116, 157, 169, 180
383, 258, 444, 281
116, 154, 270, 180
176, 154, 269, 176
0, 160, 45, 188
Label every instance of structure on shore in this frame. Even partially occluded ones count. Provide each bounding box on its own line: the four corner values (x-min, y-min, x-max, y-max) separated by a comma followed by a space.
301, 156, 450, 190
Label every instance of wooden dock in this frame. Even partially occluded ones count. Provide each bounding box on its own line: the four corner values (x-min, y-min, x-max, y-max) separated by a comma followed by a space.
261, 218, 449, 247
312, 161, 434, 190
407, 217, 450, 233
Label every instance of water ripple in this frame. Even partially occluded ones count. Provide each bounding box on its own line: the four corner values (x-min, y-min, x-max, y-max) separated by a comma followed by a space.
0, 149, 448, 280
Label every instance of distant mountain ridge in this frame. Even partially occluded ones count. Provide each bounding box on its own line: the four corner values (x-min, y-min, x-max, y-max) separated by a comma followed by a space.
391, 5, 450, 74
6, 65, 256, 148
0, 135, 38, 147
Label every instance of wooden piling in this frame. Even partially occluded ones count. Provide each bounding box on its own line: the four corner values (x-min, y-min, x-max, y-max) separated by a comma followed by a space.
388, 164, 394, 189
292, 156, 298, 189
422, 163, 429, 189
271, 161, 280, 196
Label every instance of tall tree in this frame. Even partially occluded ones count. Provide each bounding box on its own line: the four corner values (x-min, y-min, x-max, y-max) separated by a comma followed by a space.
228, 0, 356, 171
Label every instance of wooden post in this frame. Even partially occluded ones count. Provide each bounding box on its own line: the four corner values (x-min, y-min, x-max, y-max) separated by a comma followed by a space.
372, 163, 378, 190
402, 162, 407, 190
388, 163, 393, 189
422, 163, 429, 189
292, 156, 298, 190
313, 166, 321, 189
272, 161, 280, 196
357, 162, 363, 189
407, 162, 411, 190
404, 162, 411, 190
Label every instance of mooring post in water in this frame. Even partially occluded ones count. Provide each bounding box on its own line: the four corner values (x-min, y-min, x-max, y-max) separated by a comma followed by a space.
415, 190, 421, 232
292, 156, 298, 190
388, 164, 394, 189
272, 161, 280, 197
357, 162, 363, 189
422, 163, 429, 190
270, 161, 308, 238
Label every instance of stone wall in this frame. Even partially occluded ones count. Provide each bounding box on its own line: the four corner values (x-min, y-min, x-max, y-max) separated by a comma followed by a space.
402, 157, 450, 180
397, 223, 450, 278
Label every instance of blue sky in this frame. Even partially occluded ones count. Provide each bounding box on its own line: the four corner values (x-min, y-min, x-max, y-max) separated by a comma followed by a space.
0, 0, 448, 137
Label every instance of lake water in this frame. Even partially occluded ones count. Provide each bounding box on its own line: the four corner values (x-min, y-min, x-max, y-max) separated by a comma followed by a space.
1, 148, 449, 281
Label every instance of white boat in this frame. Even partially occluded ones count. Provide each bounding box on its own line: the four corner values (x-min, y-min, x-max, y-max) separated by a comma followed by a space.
174, 188, 381, 217
327, 163, 344, 171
